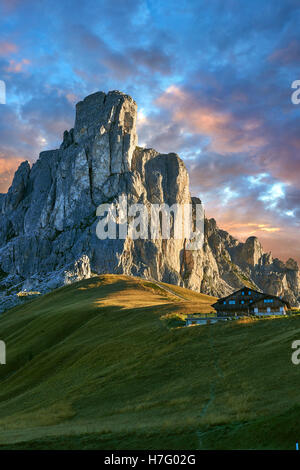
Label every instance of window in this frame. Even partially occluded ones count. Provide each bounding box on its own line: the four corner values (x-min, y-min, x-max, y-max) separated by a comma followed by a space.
264, 299, 273, 303
242, 291, 244, 295
248, 291, 251, 295
223, 301, 226, 304
241, 300, 244, 304
229, 300, 236, 305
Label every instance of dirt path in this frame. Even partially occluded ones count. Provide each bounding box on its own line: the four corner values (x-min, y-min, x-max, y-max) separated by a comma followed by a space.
149, 279, 187, 301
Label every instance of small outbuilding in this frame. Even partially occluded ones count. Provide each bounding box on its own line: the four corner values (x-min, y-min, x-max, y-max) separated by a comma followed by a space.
185, 315, 219, 326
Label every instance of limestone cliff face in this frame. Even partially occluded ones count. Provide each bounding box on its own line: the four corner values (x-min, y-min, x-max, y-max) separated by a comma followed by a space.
0, 90, 299, 311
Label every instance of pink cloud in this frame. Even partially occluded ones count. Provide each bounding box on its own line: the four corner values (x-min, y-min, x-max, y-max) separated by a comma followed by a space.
66, 93, 78, 105
269, 40, 300, 65
0, 41, 18, 57
156, 86, 266, 153
4, 58, 31, 73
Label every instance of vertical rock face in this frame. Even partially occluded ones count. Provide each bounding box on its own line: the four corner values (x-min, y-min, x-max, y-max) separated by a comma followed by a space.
0, 90, 299, 311
240, 237, 263, 266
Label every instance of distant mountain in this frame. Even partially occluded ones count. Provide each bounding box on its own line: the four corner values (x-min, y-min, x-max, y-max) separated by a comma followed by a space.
0, 90, 299, 311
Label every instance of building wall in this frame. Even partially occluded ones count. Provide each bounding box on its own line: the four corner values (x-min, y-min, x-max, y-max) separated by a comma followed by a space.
254, 306, 286, 315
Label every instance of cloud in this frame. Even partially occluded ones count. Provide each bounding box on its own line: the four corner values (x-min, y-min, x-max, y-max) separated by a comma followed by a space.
0, 41, 18, 56
0, 0, 300, 264
0, 156, 25, 193
60, 24, 173, 84
20, 87, 75, 144
269, 39, 300, 65
147, 85, 267, 154
4, 58, 30, 73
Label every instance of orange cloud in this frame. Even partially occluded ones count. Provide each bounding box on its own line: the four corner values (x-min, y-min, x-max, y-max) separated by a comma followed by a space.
218, 220, 281, 236
0, 157, 26, 193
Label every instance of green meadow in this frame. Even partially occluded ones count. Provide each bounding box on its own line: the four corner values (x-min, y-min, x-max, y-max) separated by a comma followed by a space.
0, 274, 299, 450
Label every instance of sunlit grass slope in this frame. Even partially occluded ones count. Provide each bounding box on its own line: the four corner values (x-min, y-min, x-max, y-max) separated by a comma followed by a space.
0, 274, 299, 450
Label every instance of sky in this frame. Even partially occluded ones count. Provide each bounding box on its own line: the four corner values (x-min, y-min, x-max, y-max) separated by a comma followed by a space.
0, 0, 300, 263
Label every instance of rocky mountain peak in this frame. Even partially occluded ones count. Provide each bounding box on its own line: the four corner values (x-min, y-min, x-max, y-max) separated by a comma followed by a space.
61, 90, 138, 175
0, 90, 299, 311
241, 236, 263, 266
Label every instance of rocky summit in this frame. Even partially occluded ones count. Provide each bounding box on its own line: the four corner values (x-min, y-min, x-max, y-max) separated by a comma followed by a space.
0, 90, 299, 312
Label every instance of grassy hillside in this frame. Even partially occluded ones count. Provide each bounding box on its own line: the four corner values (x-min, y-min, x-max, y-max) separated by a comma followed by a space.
0, 274, 299, 450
